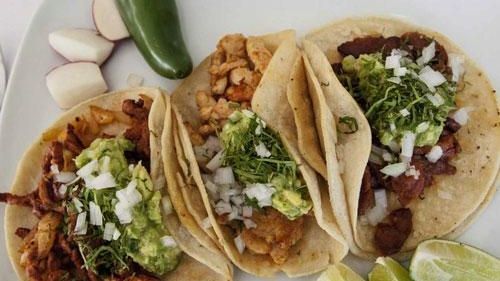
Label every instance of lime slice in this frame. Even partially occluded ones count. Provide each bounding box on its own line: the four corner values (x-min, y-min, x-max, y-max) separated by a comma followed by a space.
369, 257, 411, 281
317, 263, 364, 281
410, 239, 500, 281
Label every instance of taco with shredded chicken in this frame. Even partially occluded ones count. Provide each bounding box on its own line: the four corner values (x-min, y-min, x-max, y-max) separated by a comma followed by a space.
169, 30, 348, 277
0, 87, 232, 281
301, 17, 500, 258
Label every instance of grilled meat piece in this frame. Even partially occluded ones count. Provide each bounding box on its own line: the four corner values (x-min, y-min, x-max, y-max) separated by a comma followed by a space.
374, 208, 413, 255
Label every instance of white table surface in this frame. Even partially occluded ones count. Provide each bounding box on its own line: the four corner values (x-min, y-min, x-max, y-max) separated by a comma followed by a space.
0, 0, 42, 75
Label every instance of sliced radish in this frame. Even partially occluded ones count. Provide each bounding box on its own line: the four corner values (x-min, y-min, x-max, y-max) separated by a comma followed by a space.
46, 62, 108, 109
93, 0, 130, 41
49, 28, 114, 65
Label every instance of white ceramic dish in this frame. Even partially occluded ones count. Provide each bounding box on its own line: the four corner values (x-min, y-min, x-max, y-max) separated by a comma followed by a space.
0, 0, 499, 280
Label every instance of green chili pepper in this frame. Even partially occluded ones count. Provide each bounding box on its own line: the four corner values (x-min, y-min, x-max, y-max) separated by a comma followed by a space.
116, 0, 192, 79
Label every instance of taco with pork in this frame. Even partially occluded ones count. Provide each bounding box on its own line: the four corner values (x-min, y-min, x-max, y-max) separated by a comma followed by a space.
302, 17, 500, 258
0, 87, 232, 281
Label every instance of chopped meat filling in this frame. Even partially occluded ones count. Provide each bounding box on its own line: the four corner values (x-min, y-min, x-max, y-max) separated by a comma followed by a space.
123, 97, 152, 165
374, 208, 413, 256
240, 208, 304, 264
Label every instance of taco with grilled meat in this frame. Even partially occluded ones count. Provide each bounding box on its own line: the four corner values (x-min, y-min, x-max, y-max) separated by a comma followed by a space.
169, 30, 348, 277
0, 87, 232, 281
301, 17, 500, 258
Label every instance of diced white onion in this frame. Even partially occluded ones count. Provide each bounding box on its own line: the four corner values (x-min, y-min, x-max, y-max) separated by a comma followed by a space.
55, 172, 77, 184
72, 198, 84, 213
206, 150, 224, 172
103, 222, 116, 241
419, 68, 446, 91
391, 49, 409, 57
255, 142, 271, 158
220, 188, 240, 203
227, 208, 243, 221
77, 159, 98, 178
127, 73, 144, 88
452, 107, 472, 125
112, 228, 121, 240
394, 67, 408, 77
405, 165, 421, 179
380, 162, 407, 177
416, 122, 430, 133
255, 124, 263, 135
230, 195, 244, 206
417, 41, 436, 66
58, 184, 68, 197
390, 123, 396, 132
242, 109, 255, 118
387, 77, 401, 84
204, 180, 220, 200
160, 235, 178, 248
400, 131, 416, 160
243, 183, 275, 208
214, 200, 232, 215
234, 234, 245, 254
205, 136, 222, 153
400, 108, 410, 117
50, 164, 60, 175
374, 189, 388, 209
201, 217, 212, 229
385, 54, 401, 69
426, 145, 443, 163
114, 201, 133, 224
366, 204, 387, 226
89, 201, 103, 226
161, 195, 173, 215
382, 151, 394, 162
213, 167, 235, 185
242, 206, 253, 217
243, 219, 257, 229
426, 93, 445, 107
448, 54, 465, 82
74, 212, 88, 235
87, 172, 116, 189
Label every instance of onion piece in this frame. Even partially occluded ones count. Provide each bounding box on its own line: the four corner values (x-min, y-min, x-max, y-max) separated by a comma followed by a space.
55, 172, 77, 184
452, 107, 472, 125
419, 68, 446, 92
112, 228, 121, 240
72, 198, 84, 213
74, 212, 88, 235
87, 172, 116, 189
405, 165, 421, 179
243, 183, 275, 208
394, 67, 408, 77
201, 217, 212, 230
58, 184, 68, 197
103, 222, 116, 241
400, 108, 410, 117
416, 122, 430, 133
385, 54, 401, 69
255, 142, 271, 158
234, 234, 245, 254
448, 54, 465, 82
242, 206, 253, 218
426, 145, 443, 163
161, 235, 178, 248
77, 159, 98, 178
213, 167, 235, 185
380, 162, 407, 177
426, 93, 445, 107
206, 150, 224, 172
387, 77, 401, 84
214, 200, 232, 215
416, 41, 436, 66
400, 131, 416, 161
89, 201, 103, 226
243, 219, 257, 229
114, 201, 133, 224
50, 164, 60, 175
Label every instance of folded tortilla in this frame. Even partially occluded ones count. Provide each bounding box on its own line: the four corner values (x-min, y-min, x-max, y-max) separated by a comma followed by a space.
170, 30, 348, 277
302, 17, 500, 259
4, 87, 231, 280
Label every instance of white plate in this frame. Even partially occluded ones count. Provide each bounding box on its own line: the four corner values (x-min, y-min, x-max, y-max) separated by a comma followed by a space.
0, 0, 499, 280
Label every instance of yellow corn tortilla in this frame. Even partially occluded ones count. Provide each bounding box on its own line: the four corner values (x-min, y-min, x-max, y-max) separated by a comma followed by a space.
171, 30, 348, 277
4, 87, 230, 281
303, 16, 500, 259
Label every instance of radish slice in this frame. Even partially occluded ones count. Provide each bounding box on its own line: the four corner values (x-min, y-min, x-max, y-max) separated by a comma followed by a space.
49, 28, 114, 65
93, 0, 130, 41
46, 62, 108, 109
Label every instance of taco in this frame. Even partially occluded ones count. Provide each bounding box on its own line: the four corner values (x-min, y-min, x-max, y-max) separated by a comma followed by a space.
0, 87, 232, 280
170, 31, 348, 277
302, 17, 500, 258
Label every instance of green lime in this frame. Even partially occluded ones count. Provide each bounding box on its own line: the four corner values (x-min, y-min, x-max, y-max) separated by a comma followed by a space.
369, 257, 411, 281
317, 263, 364, 281
410, 239, 500, 281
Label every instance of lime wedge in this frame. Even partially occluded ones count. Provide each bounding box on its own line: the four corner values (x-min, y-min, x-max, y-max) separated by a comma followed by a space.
317, 263, 364, 281
369, 257, 411, 281
410, 239, 500, 281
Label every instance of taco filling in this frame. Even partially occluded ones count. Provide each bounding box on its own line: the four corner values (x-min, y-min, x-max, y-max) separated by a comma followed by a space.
332, 32, 468, 255
0, 97, 182, 280
187, 34, 312, 264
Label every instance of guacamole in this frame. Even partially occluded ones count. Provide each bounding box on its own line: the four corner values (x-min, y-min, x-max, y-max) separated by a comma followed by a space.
70, 137, 181, 276
339, 53, 456, 147
220, 110, 312, 220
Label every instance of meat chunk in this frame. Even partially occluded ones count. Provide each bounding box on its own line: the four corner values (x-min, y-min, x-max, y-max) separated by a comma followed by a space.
15, 227, 32, 239
359, 168, 375, 215
445, 117, 462, 133
375, 208, 413, 255
388, 160, 426, 206
63, 124, 84, 155
240, 208, 304, 264
401, 32, 449, 73
338, 36, 401, 58
123, 98, 151, 163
